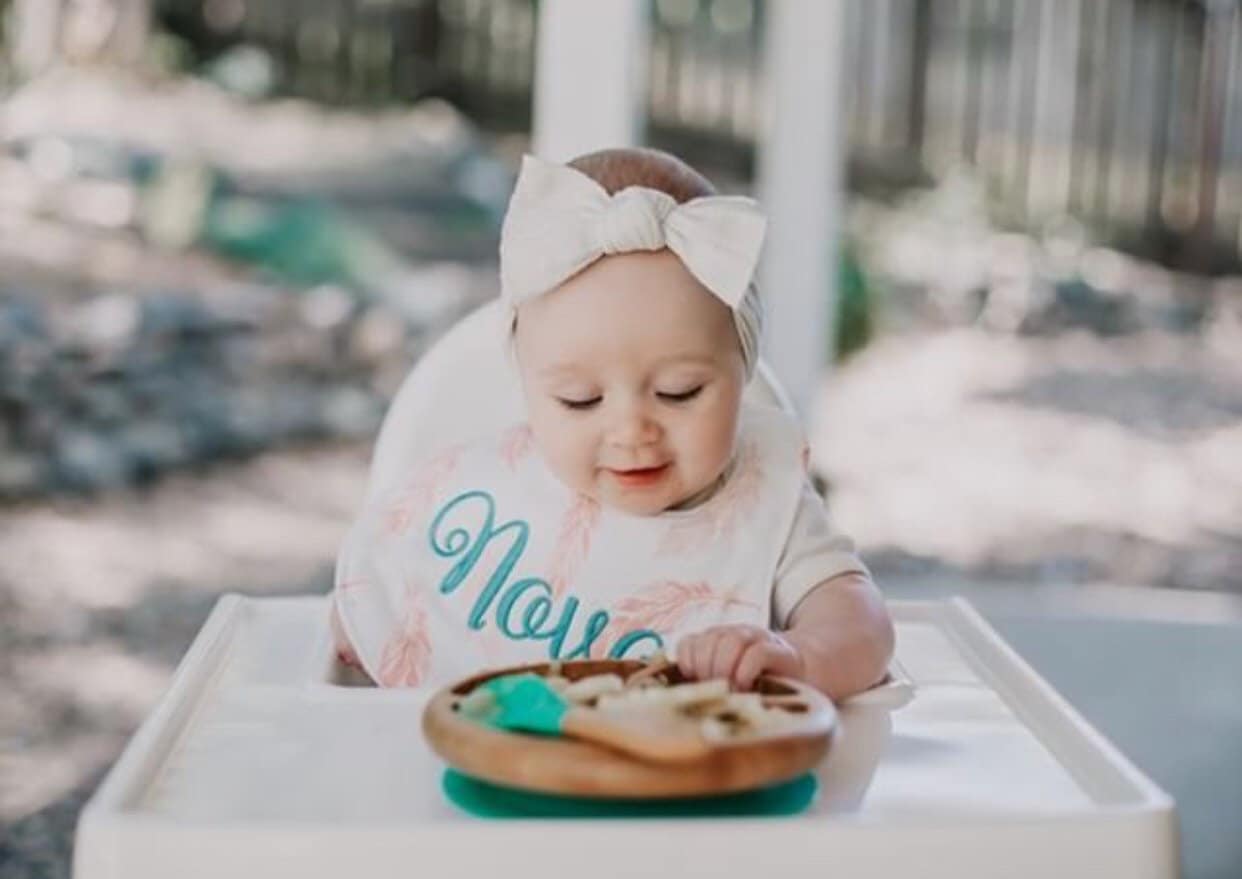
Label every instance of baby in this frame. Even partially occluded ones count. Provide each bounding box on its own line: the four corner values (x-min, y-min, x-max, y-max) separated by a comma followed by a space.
333, 147, 893, 701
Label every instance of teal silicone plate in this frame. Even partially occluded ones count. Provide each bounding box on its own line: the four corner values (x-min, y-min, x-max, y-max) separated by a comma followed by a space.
442, 770, 819, 819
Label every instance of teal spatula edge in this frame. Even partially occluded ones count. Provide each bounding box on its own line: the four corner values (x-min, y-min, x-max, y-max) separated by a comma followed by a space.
442, 770, 818, 819
470, 673, 570, 734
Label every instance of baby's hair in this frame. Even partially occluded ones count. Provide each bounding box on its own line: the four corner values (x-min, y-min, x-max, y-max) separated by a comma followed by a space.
567, 147, 717, 204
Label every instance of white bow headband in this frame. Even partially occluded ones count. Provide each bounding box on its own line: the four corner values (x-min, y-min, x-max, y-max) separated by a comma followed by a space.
499, 156, 767, 369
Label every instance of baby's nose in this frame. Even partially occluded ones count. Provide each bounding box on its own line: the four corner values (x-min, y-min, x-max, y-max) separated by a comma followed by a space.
607, 402, 662, 447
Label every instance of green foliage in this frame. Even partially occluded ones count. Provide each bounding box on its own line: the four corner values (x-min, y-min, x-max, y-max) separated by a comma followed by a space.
835, 242, 875, 361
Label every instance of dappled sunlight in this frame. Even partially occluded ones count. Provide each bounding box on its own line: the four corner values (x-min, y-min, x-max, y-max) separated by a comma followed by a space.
0, 730, 128, 822
17, 647, 169, 718
812, 328, 1242, 590
1, 68, 482, 176
0, 444, 369, 612
0, 442, 374, 822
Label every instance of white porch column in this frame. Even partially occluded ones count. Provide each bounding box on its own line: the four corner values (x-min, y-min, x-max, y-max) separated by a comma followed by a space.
758, 1, 847, 416
531, 0, 650, 161
12, 0, 65, 77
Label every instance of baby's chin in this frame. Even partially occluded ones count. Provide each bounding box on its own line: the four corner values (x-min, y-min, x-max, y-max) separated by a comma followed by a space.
602, 492, 675, 517
594, 477, 713, 517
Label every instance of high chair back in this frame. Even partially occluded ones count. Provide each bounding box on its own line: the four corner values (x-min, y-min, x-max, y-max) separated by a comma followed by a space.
365, 300, 796, 501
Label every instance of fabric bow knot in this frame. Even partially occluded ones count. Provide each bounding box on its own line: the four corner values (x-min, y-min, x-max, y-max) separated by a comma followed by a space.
594, 186, 673, 255
500, 155, 766, 310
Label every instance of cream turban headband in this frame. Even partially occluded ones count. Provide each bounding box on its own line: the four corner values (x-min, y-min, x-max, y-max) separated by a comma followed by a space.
499, 155, 766, 376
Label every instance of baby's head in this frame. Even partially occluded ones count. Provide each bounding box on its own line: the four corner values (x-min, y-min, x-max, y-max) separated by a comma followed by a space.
500, 148, 765, 516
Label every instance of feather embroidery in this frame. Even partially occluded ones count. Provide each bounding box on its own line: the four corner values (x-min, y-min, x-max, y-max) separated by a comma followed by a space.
657, 440, 763, 556
377, 587, 432, 687
547, 494, 601, 598
500, 423, 535, 469
383, 445, 463, 535
592, 580, 757, 659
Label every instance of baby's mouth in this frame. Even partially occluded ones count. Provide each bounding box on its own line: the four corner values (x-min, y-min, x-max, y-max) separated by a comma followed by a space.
607, 464, 671, 488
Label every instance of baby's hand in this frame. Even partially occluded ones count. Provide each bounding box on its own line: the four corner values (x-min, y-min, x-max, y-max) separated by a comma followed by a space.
675, 624, 805, 691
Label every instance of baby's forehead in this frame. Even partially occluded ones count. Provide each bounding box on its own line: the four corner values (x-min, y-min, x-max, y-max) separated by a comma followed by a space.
517, 316, 733, 379
534, 349, 721, 377
521, 252, 729, 324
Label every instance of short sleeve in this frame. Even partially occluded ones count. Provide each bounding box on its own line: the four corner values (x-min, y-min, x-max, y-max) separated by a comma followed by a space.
771, 484, 870, 628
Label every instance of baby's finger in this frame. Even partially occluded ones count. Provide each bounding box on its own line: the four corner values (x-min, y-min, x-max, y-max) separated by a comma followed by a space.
734, 642, 774, 691
679, 633, 713, 680
675, 634, 701, 678
707, 632, 746, 683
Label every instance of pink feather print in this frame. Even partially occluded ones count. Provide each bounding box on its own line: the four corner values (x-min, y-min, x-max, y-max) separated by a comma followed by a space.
592, 580, 757, 659
500, 423, 535, 469
547, 494, 601, 598
384, 445, 463, 535
657, 440, 764, 556
377, 589, 432, 687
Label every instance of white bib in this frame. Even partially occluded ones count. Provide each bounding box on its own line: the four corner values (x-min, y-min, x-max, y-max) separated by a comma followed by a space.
335, 404, 808, 688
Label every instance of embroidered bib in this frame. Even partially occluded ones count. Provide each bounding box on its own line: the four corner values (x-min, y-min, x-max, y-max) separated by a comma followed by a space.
334, 403, 807, 688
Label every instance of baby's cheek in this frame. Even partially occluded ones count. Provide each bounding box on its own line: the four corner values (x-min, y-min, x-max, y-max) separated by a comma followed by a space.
543, 431, 596, 492
694, 390, 742, 466
691, 423, 736, 478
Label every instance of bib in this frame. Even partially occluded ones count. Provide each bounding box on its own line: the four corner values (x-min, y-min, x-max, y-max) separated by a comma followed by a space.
335, 404, 808, 688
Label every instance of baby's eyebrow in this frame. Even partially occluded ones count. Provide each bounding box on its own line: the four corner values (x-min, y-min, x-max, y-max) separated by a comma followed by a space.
654, 354, 719, 369
537, 363, 590, 380
536, 354, 719, 380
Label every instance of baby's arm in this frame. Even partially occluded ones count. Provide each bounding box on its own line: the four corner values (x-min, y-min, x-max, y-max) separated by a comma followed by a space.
676, 572, 893, 701
781, 571, 894, 700
677, 480, 894, 700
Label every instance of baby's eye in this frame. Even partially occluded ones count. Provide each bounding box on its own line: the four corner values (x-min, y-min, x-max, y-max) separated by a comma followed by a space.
557, 395, 602, 411
656, 386, 703, 403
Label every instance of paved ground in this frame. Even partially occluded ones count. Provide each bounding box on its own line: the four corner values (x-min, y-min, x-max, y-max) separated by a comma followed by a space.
812, 323, 1242, 595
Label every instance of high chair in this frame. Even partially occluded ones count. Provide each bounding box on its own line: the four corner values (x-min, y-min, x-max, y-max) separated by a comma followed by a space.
73, 302, 1177, 879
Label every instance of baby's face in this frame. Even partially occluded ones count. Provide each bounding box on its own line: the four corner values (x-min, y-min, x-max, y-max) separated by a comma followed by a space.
514, 250, 746, 516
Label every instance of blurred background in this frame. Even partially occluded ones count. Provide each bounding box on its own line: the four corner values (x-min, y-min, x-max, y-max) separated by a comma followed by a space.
1, 1, 1240, 875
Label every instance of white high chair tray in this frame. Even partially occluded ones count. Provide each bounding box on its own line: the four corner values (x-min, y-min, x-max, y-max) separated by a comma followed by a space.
74, 596, 1176, 879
